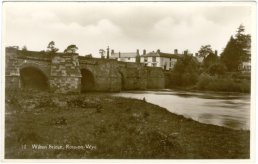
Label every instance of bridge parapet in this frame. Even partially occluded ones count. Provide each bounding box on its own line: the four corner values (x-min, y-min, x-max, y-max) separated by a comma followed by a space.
5, 47, 165, 93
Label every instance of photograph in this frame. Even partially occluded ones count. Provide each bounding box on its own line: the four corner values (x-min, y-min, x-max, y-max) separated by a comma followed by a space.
2, 1, 256, 160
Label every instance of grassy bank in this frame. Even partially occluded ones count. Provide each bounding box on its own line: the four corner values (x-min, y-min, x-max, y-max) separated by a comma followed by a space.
5, 90, 250, 159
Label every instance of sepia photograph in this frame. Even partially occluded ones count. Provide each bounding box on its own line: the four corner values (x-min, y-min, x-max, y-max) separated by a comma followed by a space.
1, 1, 256, 161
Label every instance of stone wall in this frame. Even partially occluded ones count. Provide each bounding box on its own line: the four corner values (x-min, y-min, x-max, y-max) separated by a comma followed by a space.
50, 54, 81, 93
119, 62, 148, 90
146, 67, 165, 89
79, 57, 122, 92
5, 48, 165, 93
5, 48, 20, 89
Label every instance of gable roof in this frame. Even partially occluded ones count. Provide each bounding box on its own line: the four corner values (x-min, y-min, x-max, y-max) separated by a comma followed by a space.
142, 51, 181, 59
110, 52, 138, 58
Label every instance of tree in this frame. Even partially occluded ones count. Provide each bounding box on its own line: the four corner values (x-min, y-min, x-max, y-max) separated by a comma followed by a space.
85, 54, 93, 58
170, 54, 200, 86
220, 36, 242, 72
64, 44, 78, 53
221, 25, 251, 72
99, 49, 105, 59
203, 52, 219, 69
198, 45, 213, 59
235, 25, 251, 62
21, 46, 28, 51
207, 63, 227, 76
47, 41, 59, 53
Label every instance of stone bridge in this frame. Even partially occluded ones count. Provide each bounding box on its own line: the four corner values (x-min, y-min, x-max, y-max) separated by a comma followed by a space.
5, 47, 165, 93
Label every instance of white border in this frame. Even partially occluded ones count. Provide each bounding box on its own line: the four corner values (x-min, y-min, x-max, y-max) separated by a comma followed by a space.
0, 1, 257, 164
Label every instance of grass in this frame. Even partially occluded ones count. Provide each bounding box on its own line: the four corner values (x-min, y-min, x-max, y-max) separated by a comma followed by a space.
5, 90, 250, 159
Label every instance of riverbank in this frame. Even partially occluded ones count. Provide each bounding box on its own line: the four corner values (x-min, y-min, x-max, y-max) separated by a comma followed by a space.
167, 75, 250, 94
5, 90, 250, 159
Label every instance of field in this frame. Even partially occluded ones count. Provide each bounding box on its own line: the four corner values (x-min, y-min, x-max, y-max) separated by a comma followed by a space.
5, 90, 250, 159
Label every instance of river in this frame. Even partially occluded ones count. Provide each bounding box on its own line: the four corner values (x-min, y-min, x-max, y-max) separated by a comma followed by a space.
111, 90, 250, 130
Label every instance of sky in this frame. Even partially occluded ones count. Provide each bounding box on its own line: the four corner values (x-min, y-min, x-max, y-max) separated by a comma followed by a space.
3, 2, 254, 58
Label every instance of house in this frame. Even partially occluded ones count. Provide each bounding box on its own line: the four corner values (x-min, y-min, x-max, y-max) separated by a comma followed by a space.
110, 49, 140, 63
238, 36, 251, 73
239, 61, 251, 72
140, 49, 183, 70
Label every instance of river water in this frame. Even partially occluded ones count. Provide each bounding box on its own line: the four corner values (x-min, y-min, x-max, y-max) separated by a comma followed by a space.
111, 90, 250, 130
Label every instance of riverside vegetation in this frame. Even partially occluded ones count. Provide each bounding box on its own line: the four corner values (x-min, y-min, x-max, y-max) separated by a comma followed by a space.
5, 89, 249, 159
168, 25, 251, 93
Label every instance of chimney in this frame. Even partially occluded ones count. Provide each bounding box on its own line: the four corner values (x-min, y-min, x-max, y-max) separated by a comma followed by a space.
119, 51, 121, 58
157, 49, 160, 53
215, 50, 218, 56
143, 49, 146, 55
174, 49, 178, 54
136, 49, 140, 64
107, 46, 110, 59
111, 49, 114, 55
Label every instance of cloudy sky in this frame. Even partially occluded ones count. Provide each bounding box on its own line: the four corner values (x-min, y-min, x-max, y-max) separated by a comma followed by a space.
3, 2, 254, 57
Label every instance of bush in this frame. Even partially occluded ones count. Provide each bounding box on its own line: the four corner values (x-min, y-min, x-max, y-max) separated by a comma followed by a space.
196, 73, 250, 93
207, 63, 227, 76
169, 54, 200, 88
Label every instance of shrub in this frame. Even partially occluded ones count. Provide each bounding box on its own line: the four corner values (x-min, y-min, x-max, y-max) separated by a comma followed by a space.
169, 54, 200, 87
207, 63, 227, 76
196, 73, 250, 93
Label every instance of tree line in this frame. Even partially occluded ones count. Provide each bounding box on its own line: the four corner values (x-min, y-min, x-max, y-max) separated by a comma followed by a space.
21, 41, 79, 54
169, 24, 251, 93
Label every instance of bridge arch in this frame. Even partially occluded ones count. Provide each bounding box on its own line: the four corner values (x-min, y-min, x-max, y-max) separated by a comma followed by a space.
19, 66, 49, 90
80, 68, 95, 92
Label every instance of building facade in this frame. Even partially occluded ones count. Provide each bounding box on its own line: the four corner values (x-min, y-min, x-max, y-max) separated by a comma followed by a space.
110, 49, 140, 63
140, 49, 181, 70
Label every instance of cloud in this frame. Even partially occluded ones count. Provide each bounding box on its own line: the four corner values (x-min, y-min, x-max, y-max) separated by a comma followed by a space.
4, 2, 254, 56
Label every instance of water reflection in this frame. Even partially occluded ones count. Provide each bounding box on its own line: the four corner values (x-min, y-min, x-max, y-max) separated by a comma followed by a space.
112, 90, 250, 130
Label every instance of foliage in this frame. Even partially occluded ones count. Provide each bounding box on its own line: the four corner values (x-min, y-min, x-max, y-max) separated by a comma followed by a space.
196, 73, 250, 93
99, 49, 105, 58
207, 63, 227, 76
47, 41, 59, 53
64, 44, 78, 53
170, 54, 200, 87
21, 46, 28, 51
203, 52, 219, 69
85, 54, 93, 58
220, 36, 243, 72
221, 25, 251, 71
198, 45, 213, 59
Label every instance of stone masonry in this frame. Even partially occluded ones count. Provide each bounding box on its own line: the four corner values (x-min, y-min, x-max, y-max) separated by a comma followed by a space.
5, 47, 165, 93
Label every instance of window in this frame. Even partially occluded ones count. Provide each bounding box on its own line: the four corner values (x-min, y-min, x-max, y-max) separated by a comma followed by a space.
144, 57, 148, 62
152, 57, 156, 62
128, 57, 130, 60
152, 63, 157, 67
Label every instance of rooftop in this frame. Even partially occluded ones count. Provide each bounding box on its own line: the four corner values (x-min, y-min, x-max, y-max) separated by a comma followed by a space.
110, 52, 138, 58
142, 51, 181, 59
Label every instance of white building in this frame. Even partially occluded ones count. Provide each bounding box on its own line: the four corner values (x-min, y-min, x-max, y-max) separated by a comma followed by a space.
239, 36, 251, 73
110, 49, 139, 62
141, 49, 182, 70
110, 49, 188, 71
